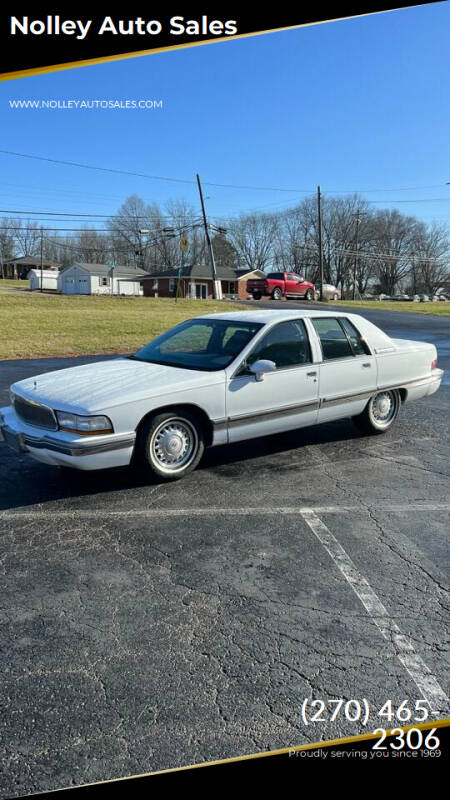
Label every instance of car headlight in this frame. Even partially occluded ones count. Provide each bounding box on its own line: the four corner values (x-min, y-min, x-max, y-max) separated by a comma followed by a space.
55, 411, 113, 435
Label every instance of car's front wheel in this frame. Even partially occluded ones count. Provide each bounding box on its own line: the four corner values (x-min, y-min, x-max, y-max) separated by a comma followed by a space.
305, 289, 314, 301
135, 409, 205, 480
352, 390, 400, 435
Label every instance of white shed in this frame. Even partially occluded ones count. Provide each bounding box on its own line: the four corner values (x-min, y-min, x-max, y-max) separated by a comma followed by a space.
58, 262, 147, 295
29, 269, 60, 291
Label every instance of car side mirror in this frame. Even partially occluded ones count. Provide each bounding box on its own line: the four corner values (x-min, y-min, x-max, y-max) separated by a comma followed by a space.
249, 359, 277, 381
298, 276, 305, 282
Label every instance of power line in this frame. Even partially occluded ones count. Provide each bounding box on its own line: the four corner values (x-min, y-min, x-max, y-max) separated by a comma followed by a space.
0, 208, 203, 220
2, 149, 449, 196
0, 150, 195, 186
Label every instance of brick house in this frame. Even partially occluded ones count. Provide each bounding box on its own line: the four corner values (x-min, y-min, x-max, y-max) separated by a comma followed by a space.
1, 256, 59, 280
142, 265, 266, 300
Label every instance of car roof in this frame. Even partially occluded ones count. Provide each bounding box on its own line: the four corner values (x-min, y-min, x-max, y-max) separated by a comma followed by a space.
195, 307, 394, 350
197, 309, 354, 324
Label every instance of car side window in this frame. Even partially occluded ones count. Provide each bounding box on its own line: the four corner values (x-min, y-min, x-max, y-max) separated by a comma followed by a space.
311, 318, 353, 360
340, 318, 371, 355
247, 320, 311, 369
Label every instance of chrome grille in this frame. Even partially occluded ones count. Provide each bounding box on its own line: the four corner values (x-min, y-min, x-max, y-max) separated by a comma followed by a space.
13, 394, 57, 430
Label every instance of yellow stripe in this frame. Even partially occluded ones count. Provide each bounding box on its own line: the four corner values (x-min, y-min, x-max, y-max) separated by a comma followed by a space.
0, 9, 406, 82
51, 717, 450, 788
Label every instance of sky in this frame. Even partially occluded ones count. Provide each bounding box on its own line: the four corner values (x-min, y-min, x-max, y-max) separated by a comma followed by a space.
0, 3, 449, 238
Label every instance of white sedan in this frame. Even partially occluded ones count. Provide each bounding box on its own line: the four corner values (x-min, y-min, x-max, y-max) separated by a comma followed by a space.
0, 310, 443, 481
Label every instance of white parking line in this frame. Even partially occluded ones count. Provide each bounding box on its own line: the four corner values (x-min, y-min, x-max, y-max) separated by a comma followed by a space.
0, 503, 449, 520
300, 509, 449, 714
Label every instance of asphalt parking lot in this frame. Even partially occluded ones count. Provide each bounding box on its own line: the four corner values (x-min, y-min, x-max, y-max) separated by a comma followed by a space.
0, 306, 449, 794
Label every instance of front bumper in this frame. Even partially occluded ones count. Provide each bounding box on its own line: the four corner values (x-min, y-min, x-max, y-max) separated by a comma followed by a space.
0, 406, 136, 470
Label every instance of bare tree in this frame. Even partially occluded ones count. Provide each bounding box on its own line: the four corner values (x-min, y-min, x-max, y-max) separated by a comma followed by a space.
370, 209, 420, 294
9, 218, 41, 257
410, 222, 449, 295
0, 218, 15, 276
227, 212, 280, 271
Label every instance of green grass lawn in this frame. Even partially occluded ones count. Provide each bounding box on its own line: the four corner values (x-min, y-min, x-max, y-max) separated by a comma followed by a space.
0, 294, 248, 359
0, 279, 30, 290
331, 300, 450, 316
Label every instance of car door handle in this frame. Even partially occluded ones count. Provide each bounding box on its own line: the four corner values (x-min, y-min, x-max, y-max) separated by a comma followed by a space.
307, 371, 317, 377
362, 363, 371, 368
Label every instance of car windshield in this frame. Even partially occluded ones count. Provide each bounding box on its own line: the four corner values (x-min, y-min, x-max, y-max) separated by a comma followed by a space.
131, 318, 264, 371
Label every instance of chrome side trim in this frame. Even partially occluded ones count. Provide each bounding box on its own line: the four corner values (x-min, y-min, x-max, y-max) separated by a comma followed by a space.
212, 373, 443, 431
212, 400, 319, 431
320, 390, 374, 408
320, 373, 442, 408
212, 420, 228, 432
378, 372, 442, 393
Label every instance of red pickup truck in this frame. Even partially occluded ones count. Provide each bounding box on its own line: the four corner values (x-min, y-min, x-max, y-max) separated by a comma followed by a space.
247, 271, 316, 301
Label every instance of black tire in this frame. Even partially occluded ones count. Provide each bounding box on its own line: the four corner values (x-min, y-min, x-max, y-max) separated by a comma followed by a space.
305, 289, 314, 301
272, 287, 282, 300
352, 390, 400, 435
135, 409, 205, 481
252, 291, 262, 300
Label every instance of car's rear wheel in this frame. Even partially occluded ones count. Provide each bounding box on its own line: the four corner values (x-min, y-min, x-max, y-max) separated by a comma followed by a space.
305, 289, 314, 301
272, 287, 282, 300
252, 291, 262, 300
135, 409, 205, 480
352, 390, 400, 435
333, 293, 339, 301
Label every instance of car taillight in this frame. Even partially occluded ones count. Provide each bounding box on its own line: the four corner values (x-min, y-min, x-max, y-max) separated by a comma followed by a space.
431, 358, 438, 370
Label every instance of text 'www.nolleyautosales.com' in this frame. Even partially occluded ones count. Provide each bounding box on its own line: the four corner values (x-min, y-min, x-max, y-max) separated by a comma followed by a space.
8, 99, 163, 110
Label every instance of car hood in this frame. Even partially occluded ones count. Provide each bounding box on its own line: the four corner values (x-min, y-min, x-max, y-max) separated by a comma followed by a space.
11, 358, 224, 414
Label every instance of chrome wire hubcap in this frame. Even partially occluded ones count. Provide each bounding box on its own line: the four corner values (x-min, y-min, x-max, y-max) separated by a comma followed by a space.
371, 392, 396, 425
151, 419, 197, 472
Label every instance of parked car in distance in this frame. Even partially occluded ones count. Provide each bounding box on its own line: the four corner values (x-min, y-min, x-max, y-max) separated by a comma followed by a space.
391, 294, 412, 301
314, 283, 341, 301
0, 310, 443, 482
247, 271, 315, 301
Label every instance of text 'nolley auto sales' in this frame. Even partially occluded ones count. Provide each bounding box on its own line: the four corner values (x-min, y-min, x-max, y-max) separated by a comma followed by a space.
9, 16, 239, 41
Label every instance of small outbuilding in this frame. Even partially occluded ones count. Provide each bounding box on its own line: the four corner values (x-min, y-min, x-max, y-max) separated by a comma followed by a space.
58, 262, 147, 295
29, 269, 60, 291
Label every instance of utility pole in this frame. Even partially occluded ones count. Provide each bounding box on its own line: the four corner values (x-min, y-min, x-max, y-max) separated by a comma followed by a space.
317, 186, 324, 300
352, 211, 363, 300
196, 173, 221, 300
40, 226, 44, 293
177, 233, 188, 303
109, 262, 115, 296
